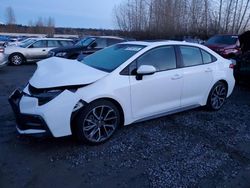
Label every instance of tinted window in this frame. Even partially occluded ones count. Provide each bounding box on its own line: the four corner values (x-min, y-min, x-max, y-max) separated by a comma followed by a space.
107, 38, 124, 46
137, 46, 176, 71
32, 40, 47, 48
94, 38, 107, 48
59, 40, 73, 47
20, 39, 37, 48
180, 46, 202, 67
48, 40, 60, 47
201, 50, 213, 64
82, 44, 145, 72
205, 35, 238, 45
75, 37, 95, 47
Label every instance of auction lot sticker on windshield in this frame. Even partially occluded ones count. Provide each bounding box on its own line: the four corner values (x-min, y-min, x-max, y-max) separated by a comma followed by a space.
124, 47, 142, 51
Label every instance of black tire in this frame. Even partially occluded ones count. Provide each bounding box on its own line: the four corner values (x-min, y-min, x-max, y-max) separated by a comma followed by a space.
74, 100, 121, 145
9, 53, 24, 66
206, 81, 228, 111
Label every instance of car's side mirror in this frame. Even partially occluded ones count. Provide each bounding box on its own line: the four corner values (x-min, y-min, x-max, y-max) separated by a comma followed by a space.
136, 65, 156, 80
29, 45, 34, 48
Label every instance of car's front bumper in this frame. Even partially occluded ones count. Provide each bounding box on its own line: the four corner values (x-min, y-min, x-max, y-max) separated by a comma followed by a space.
0, 53, 8, 67
9, 89, 52, 136
8, 87, 80, 137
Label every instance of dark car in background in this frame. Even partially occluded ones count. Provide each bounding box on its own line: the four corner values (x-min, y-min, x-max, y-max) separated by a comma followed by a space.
205, 35, 240, 58
48, 36, 127, 59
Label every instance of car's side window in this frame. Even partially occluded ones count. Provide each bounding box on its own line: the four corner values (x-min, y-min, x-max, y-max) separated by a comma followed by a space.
48, 40, 59, 47
94, 38, 107, 48
137, 46, 176, 71
59, 40, 69, 47
32, 40, 47, 48
201, 49, 216, 64
201, 50, 212, 64
180, 46, 203, 67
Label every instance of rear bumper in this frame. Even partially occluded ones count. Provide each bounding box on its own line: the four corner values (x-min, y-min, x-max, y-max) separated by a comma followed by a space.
9, 89, 52, 136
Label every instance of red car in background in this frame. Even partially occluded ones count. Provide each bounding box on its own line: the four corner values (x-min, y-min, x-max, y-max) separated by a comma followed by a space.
205, 35, 241, 58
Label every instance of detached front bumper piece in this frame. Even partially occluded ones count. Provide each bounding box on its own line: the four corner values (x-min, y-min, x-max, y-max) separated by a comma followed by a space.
8, 89, 52, 136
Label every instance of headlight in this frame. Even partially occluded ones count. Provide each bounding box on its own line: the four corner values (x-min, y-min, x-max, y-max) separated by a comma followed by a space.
28, 84, 77, 106
55, 52, 67, 57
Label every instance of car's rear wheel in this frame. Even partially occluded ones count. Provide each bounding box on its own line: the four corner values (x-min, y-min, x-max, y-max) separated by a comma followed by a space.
10, 53, 24, 66
75, 100, 120, 144
207, 82, 227, 111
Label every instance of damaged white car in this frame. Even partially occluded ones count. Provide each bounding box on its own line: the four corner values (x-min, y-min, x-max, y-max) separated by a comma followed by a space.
9, 41, 235, 144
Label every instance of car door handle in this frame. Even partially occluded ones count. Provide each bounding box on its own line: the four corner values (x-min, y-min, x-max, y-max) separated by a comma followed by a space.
42, 49, 46, 52
171, 74, 183, 80
205, 68, 213, 72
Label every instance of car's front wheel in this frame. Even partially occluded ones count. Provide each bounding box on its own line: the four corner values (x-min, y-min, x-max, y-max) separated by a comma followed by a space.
75, 100, 121, 144
9, 53, 24, 66
207, 81, 227, 111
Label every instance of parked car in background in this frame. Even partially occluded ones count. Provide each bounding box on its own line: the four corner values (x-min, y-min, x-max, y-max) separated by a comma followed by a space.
205, 35, 240, 58
1, 38, 74, 65
183, 36, 204, 44
48, 36, 126, 59
9, 41, 235, 144
0, 47, 8, 68
0, 35, 10, 47
6, 36, 29, 47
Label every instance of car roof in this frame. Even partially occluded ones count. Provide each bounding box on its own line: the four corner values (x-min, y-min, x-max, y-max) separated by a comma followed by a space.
37, 38, 73, 41
122, 40, 204, 47
91, 36, 125, 40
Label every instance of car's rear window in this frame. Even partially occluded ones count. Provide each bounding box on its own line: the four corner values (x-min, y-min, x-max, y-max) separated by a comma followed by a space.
205, 35, 238, 45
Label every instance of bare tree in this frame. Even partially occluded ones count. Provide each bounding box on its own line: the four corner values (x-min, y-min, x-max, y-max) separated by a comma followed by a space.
5, 6, 16, 25
114, 0, 250, 39
46, 17, 55, 37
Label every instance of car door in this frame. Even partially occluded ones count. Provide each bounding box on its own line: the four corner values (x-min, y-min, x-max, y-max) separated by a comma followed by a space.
178, 46, 215, 107
129, 46, 183, 120
26, 40, 48, 60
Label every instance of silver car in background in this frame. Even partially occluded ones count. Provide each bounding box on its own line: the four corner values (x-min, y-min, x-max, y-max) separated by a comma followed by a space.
1, 38, 74, 65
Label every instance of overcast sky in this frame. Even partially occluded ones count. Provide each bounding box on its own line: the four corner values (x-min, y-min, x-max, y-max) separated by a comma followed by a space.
0, 0, 124, 29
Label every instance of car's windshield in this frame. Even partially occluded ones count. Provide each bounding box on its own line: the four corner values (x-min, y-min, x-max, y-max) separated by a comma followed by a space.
19, 39, 37, 48
75, 37, 95, 47
81, 44, 145, 72
205, 35, 238, 45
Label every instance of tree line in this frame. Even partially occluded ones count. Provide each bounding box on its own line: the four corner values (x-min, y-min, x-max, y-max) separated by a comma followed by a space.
114, 0, 250, 39
1, 6, 120, 37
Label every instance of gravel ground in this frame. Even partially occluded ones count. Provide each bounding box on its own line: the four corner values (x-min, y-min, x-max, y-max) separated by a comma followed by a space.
1, 64, 250, 188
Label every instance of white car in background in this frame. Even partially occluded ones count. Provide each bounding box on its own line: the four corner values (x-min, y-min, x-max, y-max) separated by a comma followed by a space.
9, 41, 235, 144
6, 37, 35, 47
1, 38, 74, 65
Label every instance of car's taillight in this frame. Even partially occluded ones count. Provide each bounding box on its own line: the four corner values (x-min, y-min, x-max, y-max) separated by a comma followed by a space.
0, 48, 4, 53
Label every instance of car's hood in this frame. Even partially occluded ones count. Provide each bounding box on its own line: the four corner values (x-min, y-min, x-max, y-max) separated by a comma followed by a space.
29, 57, 108, 89
4, 46, 22, 52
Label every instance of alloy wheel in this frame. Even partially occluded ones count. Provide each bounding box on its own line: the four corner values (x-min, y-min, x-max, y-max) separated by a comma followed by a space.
11, 55, 23, 65
210, 84, 227, 110
82, 105, 118, 143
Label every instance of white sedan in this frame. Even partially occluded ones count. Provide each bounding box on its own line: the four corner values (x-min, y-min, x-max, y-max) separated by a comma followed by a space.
9, 41, 235, 144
